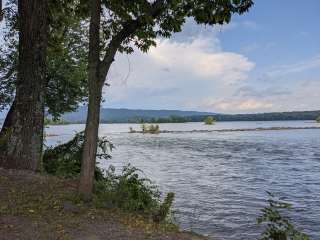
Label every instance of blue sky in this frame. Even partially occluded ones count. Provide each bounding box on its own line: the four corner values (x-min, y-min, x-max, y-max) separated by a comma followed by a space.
1, 0, 320, 114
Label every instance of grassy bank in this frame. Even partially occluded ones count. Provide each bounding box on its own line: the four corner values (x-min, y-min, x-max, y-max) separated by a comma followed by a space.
0, 168, 206, 240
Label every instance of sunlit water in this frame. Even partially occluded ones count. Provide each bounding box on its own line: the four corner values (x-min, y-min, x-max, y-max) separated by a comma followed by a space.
46, 121, 320, 240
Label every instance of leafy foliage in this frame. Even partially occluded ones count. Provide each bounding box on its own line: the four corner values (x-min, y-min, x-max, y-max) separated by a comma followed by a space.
43, 132, 114, 180
153, 192, 175, 223
141, 124, 160, 133
99, 0, 253, 56
204, 116, 215, 125
43, 132, 174, 221
95, 165, 159, 214
121, 111, 320, 124
258, 192, 309, 240
0, 0, 89, 118
316, 116, 320, 123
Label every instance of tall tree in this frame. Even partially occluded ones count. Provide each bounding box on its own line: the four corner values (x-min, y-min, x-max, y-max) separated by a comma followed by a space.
79, 0, 254, 200
0, 0, 48, 170
0, 0, 89, 119
0, 0, 89, 170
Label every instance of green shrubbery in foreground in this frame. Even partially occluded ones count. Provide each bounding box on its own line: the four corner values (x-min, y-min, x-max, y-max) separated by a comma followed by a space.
43, 132, 174, 222
257, 192, 309, 240
43, 132, 113, 180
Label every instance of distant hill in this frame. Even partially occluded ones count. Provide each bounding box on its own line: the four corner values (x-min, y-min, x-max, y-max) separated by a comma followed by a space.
59, 107, 320, 123
61, 106, 216, 123
2, 108, 319, 124
188, 110, 320, 122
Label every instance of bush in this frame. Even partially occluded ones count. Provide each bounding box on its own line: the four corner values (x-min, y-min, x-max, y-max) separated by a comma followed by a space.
95, 164, 174, 221
141, 124, 160, 134
258, 192, 309, 240
204, 116, 215, 125
43, 131, 114, 180
316, 116, 320, 123
43, 133, 174, 222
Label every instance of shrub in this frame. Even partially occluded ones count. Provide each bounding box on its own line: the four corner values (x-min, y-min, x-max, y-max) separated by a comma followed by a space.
141, 124, 160, 134
204, 116, 215, 125
316, 116, 320, 123
148, 124, 160, 134
43, 133, 174, 222
258, 192, 309, 240
153, 192, 175, 223
43, 131, 114, 180
141, 123, 147, 132
95, 164, 174, 221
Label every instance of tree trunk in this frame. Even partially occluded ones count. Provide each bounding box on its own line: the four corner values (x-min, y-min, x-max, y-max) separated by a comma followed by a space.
0, 0, 3, 21
0, 0, 48, 171
78, 0, 128, 200
78, 0, 102, 200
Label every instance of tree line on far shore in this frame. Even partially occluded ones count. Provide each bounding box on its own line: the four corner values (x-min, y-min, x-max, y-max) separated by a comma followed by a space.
41, 110, 320, 124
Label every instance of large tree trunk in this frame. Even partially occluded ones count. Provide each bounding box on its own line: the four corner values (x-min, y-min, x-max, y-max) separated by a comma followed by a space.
0, 0, 48, 170
78, 0, 102, 200
0, 0, 3, 21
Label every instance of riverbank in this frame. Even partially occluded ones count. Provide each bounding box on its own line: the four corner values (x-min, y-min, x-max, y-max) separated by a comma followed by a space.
0, 168, 207, 240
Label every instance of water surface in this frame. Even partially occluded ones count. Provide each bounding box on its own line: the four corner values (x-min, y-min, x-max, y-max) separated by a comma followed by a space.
46, 121, 320, 240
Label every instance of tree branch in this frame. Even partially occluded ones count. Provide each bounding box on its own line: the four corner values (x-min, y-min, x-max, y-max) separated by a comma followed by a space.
99, 0, 167, 83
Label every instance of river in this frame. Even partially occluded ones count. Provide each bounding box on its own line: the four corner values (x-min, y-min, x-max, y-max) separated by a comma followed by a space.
46, 121, 320, 240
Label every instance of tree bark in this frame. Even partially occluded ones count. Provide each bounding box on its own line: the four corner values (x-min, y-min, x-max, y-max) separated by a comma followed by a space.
78, 0, 102, 200
0, 0, 3, 21
0, 0, 48, 171
78, 0, 142, 200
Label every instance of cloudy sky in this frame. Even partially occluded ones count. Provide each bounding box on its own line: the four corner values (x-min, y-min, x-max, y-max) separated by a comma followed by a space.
1, 0, 319, 114
104, 0, 320, 113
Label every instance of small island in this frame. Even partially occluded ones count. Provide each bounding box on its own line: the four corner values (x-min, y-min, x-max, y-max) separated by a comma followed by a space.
204, 116, 216, 125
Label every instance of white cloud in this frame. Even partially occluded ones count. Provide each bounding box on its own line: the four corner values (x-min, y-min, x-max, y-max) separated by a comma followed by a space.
103, 34, 318, 114
148, 38, 254, 83
267, 55, 320, 77
104, 36, 255, 110
192, 78, 320, 113
197, 98, 274, 113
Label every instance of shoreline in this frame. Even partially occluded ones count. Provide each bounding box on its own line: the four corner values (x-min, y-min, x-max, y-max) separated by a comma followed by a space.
0, 168, 207, 240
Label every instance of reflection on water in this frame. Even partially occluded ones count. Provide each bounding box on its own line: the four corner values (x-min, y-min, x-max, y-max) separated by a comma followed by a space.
46, 121, 320, 240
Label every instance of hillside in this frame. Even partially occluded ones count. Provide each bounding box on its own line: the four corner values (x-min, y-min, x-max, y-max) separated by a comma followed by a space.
2, 108, 320, 124
59, 107, 320, 123
61, 107, 215, 123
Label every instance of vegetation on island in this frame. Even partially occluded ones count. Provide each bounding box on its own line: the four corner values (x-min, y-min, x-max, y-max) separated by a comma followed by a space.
142, 124, 160, 134
204, 116, 215, 125
129, 124, 160, 134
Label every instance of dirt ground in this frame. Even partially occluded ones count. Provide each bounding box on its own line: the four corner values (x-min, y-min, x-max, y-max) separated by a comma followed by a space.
0, 168, 207, 240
